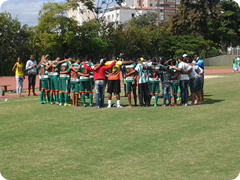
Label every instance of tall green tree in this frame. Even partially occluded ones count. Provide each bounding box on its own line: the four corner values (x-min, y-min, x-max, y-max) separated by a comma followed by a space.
0, 12, 33, 75
35, 2, 80, 58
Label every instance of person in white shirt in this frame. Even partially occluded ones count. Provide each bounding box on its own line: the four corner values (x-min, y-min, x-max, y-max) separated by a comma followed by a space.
173, 57, 190, 106
25, 55, 37, 96
127, 58, 151, 107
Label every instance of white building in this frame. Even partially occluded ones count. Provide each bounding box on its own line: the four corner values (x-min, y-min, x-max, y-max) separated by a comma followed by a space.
99, 6, 152, 25
68, 0, 180, 25
68, 3, 96, 26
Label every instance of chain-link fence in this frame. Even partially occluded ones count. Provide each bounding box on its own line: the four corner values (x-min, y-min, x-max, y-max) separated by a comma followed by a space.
227, 47, 240, 56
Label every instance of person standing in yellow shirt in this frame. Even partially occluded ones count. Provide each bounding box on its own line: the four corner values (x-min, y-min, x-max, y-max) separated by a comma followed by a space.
12, 57, 25, 97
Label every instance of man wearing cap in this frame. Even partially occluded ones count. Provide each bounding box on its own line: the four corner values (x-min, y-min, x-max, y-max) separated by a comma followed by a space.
173, 57, 190, 106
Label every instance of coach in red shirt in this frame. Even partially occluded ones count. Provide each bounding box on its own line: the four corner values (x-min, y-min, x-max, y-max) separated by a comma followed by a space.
83, 59, 116, 108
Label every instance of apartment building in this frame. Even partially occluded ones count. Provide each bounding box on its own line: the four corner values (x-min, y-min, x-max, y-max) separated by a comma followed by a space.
68, 3, 96, 26
68, 0, 180, 25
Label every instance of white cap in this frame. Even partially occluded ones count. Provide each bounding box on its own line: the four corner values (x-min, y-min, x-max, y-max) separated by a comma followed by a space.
183, 54, 187, 57
192, 60, 196, 64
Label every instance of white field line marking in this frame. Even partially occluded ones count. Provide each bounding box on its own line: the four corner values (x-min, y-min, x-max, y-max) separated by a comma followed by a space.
0, 98, 39, 104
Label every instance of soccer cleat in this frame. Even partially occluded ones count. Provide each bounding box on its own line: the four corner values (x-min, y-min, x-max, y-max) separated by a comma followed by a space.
90, 104, 93, 107
59, 103, 63, 106
40, 102, 46, 104
50, 102, 54, 105
117, 105, 123, 108
171, 103, 178, 106
154, 104, 157, 107
55, 102, 59, 105
107, 105, 111, 108
95, 106, 101, 108
83, 104, 87, 107
64, 103, 71, 107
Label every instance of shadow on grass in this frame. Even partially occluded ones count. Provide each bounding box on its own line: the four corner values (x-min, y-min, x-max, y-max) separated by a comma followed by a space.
204, 98, 225, 104
204, 94, 213, 97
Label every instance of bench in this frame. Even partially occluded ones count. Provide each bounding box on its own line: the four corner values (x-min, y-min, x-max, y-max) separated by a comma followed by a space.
0, 85, 11, 92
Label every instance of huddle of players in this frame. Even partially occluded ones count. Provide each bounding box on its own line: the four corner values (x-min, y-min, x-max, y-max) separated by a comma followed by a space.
122, 56, 204, 107
38, 55, 94, 106
38, 54, 204, 107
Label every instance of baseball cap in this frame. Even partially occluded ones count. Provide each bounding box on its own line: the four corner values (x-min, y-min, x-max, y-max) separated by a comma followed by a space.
182, 54, 187, 57
100, 58, 106, 63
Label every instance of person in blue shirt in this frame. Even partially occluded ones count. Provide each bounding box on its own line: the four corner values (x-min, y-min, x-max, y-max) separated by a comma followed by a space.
193, 55, 204, 103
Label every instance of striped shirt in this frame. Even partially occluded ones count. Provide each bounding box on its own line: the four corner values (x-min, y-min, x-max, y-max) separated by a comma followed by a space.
135, 64, 149, 84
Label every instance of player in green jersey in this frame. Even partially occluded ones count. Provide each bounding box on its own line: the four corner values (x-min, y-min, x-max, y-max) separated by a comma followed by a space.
170, 59, 179, 106
38, 55, 50, 104
79, 58, 93, 107
148, 63, 169, 107
69, 59, 80, 106
122, 60, 137, 107
89, 59, 95, 89
47, 57, 60, 104
58, 55, 72, 106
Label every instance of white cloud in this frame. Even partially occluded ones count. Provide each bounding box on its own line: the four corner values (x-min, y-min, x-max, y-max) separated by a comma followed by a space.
0, 0, 64, 26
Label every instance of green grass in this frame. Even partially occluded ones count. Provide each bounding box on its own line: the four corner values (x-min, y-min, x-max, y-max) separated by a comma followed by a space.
1, 74, 240, 180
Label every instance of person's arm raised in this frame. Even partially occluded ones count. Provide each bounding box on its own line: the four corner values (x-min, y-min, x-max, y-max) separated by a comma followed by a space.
103, 60, 117, 70
12, 63, 17, 72
121, 61, 134, 65
83, 62, 93, 72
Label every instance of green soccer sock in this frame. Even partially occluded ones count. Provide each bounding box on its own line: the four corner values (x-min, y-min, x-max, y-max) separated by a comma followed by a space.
154, 94, 158, 105
89, 94, 93, 105
82, 94, 86, 105
40, 91, 43, 102
55, 95, 59, 103
50, 95, 53, 102
64, 93, 68, 104
174, 95, 177, 104
59, 92, 63, 103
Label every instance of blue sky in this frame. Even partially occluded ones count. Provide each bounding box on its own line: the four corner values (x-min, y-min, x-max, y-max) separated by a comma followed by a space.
0, 0, 64, 26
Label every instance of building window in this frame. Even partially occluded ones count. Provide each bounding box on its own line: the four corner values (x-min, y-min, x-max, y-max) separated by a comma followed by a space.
132, 13, 135, 17
170, 5, 175, 7
117, 13, 119, 18
150, 3, 152, 7
112, 14, 114, 19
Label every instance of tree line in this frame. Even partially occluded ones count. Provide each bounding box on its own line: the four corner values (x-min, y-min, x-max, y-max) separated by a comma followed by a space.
0, 0, 239, 75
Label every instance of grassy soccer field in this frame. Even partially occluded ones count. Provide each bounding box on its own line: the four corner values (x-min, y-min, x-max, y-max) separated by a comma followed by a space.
0, 74, 240, 180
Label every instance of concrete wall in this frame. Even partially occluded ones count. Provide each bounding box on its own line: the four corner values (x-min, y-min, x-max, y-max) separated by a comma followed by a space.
204, 55, 236, 66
